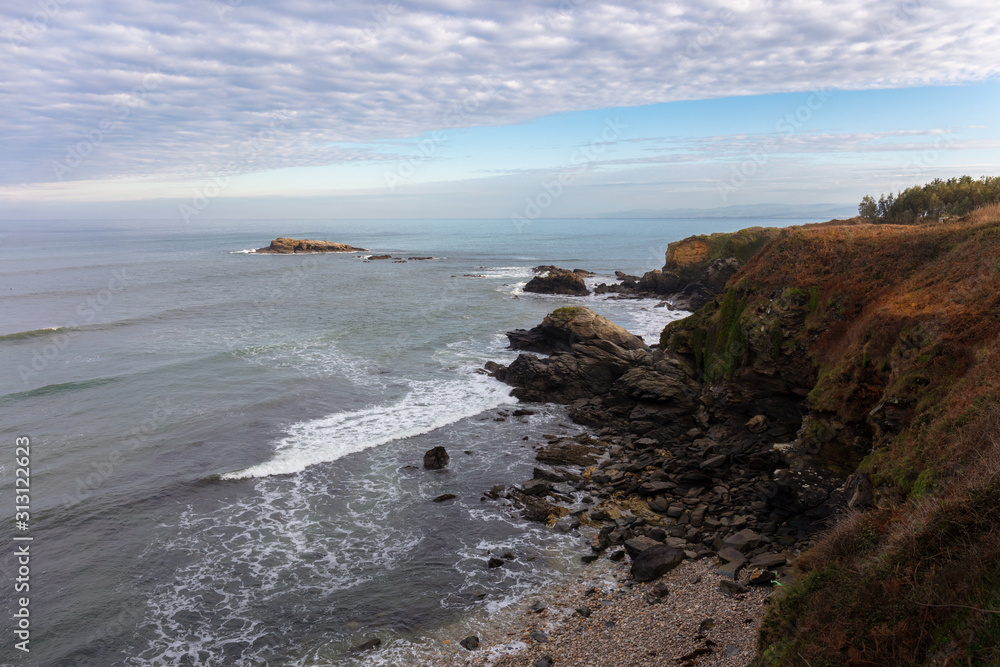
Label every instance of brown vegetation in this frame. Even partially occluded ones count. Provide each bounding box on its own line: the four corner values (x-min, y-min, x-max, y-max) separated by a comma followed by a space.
741, 206, 1000, 665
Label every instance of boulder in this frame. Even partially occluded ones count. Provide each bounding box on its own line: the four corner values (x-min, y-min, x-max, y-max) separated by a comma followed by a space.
506, 307, 649, 355
460, 636, 479, 651
630, 544, 685, 582
492, 308, 654, 403
255, 237, 366, 254
423, 446, 449, 470
723, 529, 762, 553
524, 267, 590, 295
624, 535, 662, 559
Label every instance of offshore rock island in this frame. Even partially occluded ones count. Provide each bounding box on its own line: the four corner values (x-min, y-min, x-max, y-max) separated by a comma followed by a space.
477, 202, 1000, 666
254, 237, 367, 253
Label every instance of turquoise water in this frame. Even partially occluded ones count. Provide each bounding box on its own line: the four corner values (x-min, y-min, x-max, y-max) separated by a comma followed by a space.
0, 217, 809, 665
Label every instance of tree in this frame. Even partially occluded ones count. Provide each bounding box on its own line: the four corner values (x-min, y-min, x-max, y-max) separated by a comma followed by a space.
858, 195, 878, 222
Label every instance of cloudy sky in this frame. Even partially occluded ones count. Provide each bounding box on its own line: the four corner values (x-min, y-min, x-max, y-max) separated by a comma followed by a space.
1, 0, 998, 220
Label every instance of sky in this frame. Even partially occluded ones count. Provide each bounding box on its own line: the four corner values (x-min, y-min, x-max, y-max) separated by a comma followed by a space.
1, 0, 999, 220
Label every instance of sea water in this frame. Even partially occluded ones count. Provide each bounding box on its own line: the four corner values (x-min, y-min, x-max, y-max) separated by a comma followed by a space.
0, 217, 808, 665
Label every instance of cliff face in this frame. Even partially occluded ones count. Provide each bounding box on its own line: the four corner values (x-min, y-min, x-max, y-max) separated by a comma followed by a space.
667, 210, 1000, 666
492, 205, 1000, 665
629, 227, 782, 310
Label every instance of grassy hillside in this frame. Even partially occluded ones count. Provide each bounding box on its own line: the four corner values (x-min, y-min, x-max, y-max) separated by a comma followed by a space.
662, 203, 1000, 665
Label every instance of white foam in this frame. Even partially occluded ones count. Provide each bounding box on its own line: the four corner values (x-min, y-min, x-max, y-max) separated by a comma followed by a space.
619, 302, 691, 343
222, 373, 512, 479
477, 266, 535, 280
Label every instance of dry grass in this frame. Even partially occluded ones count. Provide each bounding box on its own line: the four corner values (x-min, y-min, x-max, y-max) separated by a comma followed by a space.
753, 205, 1000, 666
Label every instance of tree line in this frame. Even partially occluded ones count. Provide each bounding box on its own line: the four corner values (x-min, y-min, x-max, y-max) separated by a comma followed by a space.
858, 175, 1000, 223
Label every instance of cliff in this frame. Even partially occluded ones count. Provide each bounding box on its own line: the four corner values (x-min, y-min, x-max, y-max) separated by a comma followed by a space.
598, 227, 782, 309
490, 203, 1000, 665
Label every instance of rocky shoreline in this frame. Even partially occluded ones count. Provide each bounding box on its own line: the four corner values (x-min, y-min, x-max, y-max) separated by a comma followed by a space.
450, 228, 866, 664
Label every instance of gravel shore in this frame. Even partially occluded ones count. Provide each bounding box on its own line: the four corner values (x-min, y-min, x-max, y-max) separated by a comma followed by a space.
457, 557, 771, 667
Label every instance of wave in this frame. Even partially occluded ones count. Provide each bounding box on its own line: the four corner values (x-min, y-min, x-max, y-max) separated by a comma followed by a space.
0, 326, 66, 342
221, 373, 513, 479
0, 376, 119, 402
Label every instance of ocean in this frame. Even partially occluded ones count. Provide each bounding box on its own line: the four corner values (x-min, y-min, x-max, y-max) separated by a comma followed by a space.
0, 217, 808, 666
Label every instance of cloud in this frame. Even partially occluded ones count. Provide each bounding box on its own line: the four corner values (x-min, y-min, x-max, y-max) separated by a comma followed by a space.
1, 0, 998, 188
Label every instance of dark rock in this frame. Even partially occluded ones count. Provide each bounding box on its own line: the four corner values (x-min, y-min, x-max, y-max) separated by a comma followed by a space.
624, 536, 661, 559
432, 493, 457, 502
532, 467, 567, 483
581, 553, 599, 564
700, 454, 726, 469
576, 606, 592, 617
524, 268, 590, 296
530, 630, 549, 643
522, 478, 553, 496
553, 516, 580, 533
513, 408, 537, 417
717, 560, 743, 580
350, 637, 381, 653
645, 582, 670, 604
719, 580, 749, 597
749, 553, 787, 569
536, 657, 554, 667
630, 545, 685, 582
609, 549, 626, 561
648, 496, 670, 513
716, 547, 746, 564
723, 529, 762, 553
748, 568, 775, 585
844, 470, 876, 509
745, 414, 770, 433
535, 442, 602, 467
487, 557, 505, 568
460, 636, 480, 651
423, 446, 449, 470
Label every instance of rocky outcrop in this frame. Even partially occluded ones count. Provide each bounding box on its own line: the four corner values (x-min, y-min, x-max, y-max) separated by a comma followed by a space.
489, 307, 653, 403
524, 267, 591, 296
255, 237, 367, 253
594, 227, 781, 310
506, 307, 650, 355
